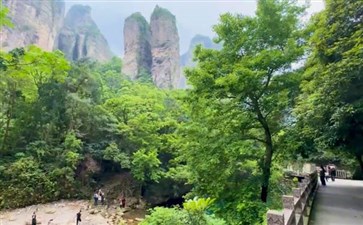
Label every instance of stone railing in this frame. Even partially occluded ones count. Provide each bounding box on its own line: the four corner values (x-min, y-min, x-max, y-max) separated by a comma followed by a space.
336, 170, 351, 179
267, 171, 318, 225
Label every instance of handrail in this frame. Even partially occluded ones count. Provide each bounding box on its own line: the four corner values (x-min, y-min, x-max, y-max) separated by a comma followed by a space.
266, 171, 318, 225
335, 170, 351, 179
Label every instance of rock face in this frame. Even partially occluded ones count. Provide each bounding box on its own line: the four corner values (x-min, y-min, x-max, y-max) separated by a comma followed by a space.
144, 178, 191, 206
122, 6, 180, 89
150, 6, 180, 89
123, 13, 152, 80
1, 0, 65, 51
57, 5, 113, 62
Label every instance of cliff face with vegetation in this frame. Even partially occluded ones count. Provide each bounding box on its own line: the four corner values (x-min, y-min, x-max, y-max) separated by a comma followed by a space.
122, 6, 180, 89
1, 0, 65, 51
57, 5, 113, 62
123, 13, 152, 80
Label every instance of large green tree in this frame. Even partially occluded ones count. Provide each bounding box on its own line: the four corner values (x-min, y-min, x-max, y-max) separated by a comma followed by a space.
0, 46, 70, 153
296, 0, 363, 174
185, 0, 305, 203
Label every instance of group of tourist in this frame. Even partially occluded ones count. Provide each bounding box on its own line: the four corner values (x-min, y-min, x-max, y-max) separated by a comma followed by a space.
29, 188, 127, 224
93, 189, 106, 206
93, 188, 127, 209
319, 164, 337, 186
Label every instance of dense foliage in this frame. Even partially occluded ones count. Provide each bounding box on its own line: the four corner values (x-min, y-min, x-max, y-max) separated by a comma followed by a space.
295, 0, 363, 178
0, 46, 185, 208
141, 198, 226, 225
1, 0, 362, 224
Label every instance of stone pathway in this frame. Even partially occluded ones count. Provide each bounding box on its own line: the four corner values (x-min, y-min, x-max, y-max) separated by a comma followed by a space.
309, 179, 363, 225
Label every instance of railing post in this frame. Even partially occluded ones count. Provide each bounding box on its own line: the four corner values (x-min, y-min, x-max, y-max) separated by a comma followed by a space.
303, 176, 311, 193
267, 210, 284, 225
293, 188, 304, 225
283, 195, 295, 210
282, 195, 296, 225
293, 188, 302, 214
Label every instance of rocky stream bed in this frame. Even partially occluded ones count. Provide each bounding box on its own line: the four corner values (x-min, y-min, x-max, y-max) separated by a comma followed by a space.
0, 200, 146, 225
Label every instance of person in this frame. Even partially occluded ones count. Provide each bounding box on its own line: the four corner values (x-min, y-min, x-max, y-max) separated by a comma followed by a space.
121, 195, 126, 208
319, 165, 326, 186
32, 212, 37, 225
326, 166, 331, 182
93, 191, 99, 206
331, 165, 336, 181
76, 209, 82, 225
99, 190, 105, 205
119, 195, 126, 208
118, 196, 123, 209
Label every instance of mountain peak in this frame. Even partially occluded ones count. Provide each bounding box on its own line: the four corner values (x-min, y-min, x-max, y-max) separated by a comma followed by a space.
57, 4, 113, 62
151, 5, 176, 23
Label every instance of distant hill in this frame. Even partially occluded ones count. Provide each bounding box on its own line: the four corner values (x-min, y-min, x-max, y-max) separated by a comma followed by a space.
180, 34, 221, 67
178, 34, 221, 88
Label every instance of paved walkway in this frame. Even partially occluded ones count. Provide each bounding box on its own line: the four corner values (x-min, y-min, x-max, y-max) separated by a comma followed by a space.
309, 179, 363, 225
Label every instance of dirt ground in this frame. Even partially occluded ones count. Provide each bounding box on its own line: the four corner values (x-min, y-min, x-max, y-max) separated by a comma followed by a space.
0, 200, 145, 225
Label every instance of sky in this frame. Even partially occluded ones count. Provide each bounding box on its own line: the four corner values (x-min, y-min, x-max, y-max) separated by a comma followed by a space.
65, 0, 325, 56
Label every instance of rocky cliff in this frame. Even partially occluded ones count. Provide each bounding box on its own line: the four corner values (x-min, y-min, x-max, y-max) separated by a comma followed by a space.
122, 13, 152, 80
122, 6, 180, 89
57, 5, 113, 62
1, 0, 65, 51
150, 6, 180, 89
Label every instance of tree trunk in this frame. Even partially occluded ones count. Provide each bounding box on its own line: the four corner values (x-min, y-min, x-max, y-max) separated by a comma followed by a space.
260, 128, 273, 202
252, 97, 274, 203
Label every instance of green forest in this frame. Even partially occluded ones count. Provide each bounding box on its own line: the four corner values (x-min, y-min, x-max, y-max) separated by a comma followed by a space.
0, 0, 362, 224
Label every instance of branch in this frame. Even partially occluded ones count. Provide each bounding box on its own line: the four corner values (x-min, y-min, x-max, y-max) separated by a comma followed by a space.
4, 60, 37, 68
256, 68, 274, 100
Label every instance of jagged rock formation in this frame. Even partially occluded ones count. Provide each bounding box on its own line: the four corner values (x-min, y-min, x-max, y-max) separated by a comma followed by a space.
179, 35, 221, 88
123, 13, 152, 80
57, 5, 113, 62
122, 6, 180, 89
1, 0, 65, 51
150, 6, 180, 89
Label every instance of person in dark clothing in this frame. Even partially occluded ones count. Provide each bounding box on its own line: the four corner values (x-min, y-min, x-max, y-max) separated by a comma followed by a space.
320, 165, 326, 186
121, 196, 126, 208
100, 191, 105, 205
32, 212, 37, 225
326, 166, 331, 182
331, 166, 336, 181
119, 195, 126, 208
76, 210, 82, 225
